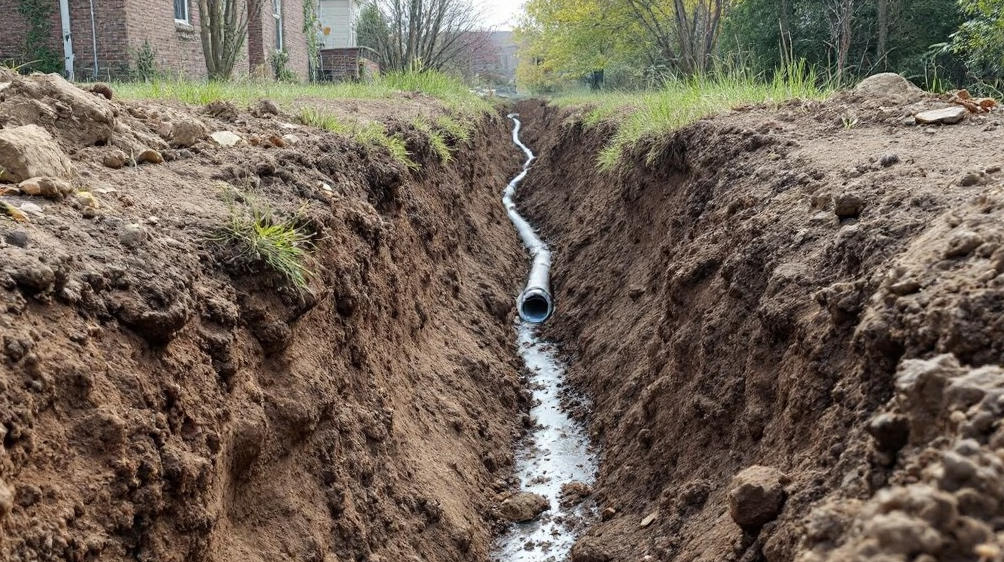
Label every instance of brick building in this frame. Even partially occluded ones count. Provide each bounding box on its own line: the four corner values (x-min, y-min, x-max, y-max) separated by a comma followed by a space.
0, 0, 343, 81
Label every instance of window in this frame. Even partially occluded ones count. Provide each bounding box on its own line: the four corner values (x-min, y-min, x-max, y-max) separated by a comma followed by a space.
272, 0, 283, 51
174, 0, 189, 23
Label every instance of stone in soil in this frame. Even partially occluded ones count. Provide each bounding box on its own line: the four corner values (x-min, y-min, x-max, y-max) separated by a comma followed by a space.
211, 131, 244, 147
855, 73, 924, 103
560, 481, 593, 507
102, 149, 128, 169
18, 176, 73, 199
169, 120, 209, 147
570, 536, 613, 562
0, 124, 75, 182
915, 107, 967, 125
834, 194, 864, 218
500, 492, 550, 522
728, 465, 787, 530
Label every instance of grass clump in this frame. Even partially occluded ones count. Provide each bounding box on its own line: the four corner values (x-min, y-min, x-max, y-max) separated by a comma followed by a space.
298, 108, 417, 169
551, 62, 832, 170
212, 187, 314, 289
411, 117, 453, 163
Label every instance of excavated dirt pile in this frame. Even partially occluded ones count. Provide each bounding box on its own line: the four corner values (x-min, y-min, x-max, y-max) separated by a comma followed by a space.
515, 80, 1004, 562
0, 71, 530, 561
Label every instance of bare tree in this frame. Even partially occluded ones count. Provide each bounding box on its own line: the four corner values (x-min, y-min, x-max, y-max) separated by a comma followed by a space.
624, 0, 731, 75
198, 0, 265, 80
826, 0, 855, 84
359, 0, 485, 71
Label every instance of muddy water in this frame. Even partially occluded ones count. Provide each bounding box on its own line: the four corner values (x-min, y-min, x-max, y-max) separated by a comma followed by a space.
494, 116, 599, 561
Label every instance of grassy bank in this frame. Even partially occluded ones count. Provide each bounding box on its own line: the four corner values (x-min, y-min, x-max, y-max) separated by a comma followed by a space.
111, 71, 495, 118
551, 64, 833, 169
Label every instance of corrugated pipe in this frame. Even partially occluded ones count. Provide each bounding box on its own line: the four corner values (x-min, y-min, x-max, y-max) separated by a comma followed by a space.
505, 113, 554, 324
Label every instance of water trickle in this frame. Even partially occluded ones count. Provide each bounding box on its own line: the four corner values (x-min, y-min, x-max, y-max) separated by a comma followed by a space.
494, 115, 598, 561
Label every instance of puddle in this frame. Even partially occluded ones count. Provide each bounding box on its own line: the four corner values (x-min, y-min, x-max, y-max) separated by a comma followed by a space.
494, 115, 598, 561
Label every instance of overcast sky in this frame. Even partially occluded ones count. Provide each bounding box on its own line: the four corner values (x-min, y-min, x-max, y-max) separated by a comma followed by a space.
476, 0, 525, 29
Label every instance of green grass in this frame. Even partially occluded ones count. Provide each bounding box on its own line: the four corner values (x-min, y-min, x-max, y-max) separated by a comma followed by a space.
212, 188, 314, 289
551, 63, 833, 170
298, 107, 417, 169
411, 117, 453, 163
110, 70, 494, 118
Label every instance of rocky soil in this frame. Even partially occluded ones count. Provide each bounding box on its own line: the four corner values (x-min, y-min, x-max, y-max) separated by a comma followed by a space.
515, 76, 1004, 561
0, 70, 530, 561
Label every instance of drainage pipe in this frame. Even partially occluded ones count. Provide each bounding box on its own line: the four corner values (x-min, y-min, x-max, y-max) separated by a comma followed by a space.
504, 113, 554, 324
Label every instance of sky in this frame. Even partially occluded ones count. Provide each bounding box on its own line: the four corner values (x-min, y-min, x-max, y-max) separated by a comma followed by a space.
476, 0, 525, 29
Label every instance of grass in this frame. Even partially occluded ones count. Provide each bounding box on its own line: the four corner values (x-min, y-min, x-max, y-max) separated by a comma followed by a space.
298, 107, 418, 169
110, 70, 494, 118
411, 117, 453, 163
550, 62, 833, 170
212, 187, 314, 289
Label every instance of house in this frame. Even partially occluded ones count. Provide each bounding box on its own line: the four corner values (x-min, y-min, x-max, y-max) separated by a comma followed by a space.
0, 0, 367, 81
315, 0, 378, 81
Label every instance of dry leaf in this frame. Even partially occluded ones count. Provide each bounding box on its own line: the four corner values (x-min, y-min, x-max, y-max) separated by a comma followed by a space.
1, 201, 28, 222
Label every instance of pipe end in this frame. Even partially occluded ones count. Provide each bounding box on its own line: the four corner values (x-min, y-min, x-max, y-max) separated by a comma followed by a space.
518, 287, 553, 324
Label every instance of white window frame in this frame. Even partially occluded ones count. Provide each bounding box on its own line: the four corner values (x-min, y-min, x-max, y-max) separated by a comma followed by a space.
273, 0, 284, 51
174, 0, 190, 24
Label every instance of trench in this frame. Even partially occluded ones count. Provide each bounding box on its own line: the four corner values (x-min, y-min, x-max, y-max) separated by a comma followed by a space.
492, 115, 599, 561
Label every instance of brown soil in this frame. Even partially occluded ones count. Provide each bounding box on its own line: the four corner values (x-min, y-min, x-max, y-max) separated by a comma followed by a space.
515, 93, 1004, 561
1, 72, 529, 561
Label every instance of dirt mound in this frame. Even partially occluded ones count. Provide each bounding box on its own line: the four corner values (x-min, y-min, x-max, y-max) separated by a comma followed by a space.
1, 75, 528, 561
515, 96, 1004, 560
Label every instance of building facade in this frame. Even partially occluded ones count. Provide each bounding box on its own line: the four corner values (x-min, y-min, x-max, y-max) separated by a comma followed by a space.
0, 0, 335, 81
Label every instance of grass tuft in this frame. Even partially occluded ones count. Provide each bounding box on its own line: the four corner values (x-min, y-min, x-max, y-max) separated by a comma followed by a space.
552, 62, 833, 170
212, 187, 314, 289
411, 117, 453, 163
298, 108, 417, 169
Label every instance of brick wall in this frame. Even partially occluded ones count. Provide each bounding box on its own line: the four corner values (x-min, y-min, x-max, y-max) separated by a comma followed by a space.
319, 46, 377, 81
0, 0, 311, 81
0, 0, 64, 71
249, 0, 308, 80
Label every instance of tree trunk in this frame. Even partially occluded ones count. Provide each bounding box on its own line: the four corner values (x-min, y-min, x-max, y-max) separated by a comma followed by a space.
877, 0, 889, 70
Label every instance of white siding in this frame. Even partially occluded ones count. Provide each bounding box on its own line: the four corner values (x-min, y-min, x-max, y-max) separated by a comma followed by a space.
318, 0, 358, 48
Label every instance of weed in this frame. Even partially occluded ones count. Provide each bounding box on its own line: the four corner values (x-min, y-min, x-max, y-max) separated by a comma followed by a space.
411, 117, 453, 163
212, 187, 314, 289
299, 108, 417, 169
131, 39, 160, 82
434, 115, 474, 145
841, 115, 859, 129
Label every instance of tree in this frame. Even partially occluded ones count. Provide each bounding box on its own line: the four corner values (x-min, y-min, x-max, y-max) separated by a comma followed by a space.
198, 0, 265, 80
951, 0, 1004, 85
356, 0, 486, 71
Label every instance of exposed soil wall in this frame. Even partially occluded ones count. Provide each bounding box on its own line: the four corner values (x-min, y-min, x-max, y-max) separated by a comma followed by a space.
0, 73, 528, 561
514, 96, 1004, 561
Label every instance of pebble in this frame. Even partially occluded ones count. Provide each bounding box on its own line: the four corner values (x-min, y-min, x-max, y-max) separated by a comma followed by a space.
282, 133, 301, 145
137, 149, 164, 164
3, 230, 29, 248
728, 465, 786, 530
20, 202, 44, 215
639, 512, 658, 528
879, 153, 900, 167
889, 279, 921, 296
834, 194, 864, 218
119, 223, 149, 248
210, 131, 243, 147
102, 150, 128, 169
959, 172, 983, 187
601, 507, 616, 521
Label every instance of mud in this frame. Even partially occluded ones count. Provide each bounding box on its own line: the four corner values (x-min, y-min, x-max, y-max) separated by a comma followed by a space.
515, 94, 1004, 561
1, 72, 529, 561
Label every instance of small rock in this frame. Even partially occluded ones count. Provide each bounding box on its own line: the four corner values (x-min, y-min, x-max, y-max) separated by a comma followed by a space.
628, 286, 645, 300
915, 107, 967, 125
281, 133, 301, 145
889, 279, 921, 296
728, 465, 786, 530
639, 512, 658, 528
3, 230, 29, 248
834, 194, 864, 218
856, 74, 924, 102
119, 223, 149, 248
211, 131, 244, 147
986, 165, 1001, 174
867, 413, 910, 452
944, 231, 983, 259
20, 202, 44, 215
137, 149, 164, 164
75, 191, 98, 209
0, 124, 76, 182
560, 481, 593, 507
601, 507, 616, 521
500, 492, 549, 522
170, 120, 208, 147
0, 481, 13, 517
924, 127, 937, 134
959, 172, 983, 187
879, 153, 900, 167
102, 149, 128, 169
18, 176, 73, 199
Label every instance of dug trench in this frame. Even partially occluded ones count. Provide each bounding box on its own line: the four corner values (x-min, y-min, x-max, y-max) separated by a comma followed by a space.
0, 71, 534, 561
514, 88, 1004, 562
4, 70, 1004, 562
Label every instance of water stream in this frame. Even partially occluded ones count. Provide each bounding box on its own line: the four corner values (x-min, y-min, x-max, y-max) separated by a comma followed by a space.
493, 115, 599, 561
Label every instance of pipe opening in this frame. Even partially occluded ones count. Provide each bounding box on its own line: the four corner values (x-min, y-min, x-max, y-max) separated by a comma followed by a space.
519, 290, 553, 324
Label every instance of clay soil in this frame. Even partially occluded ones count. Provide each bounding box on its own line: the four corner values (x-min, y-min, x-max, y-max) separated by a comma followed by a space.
515, 92, 1004, 561
1, 72, 531, 561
